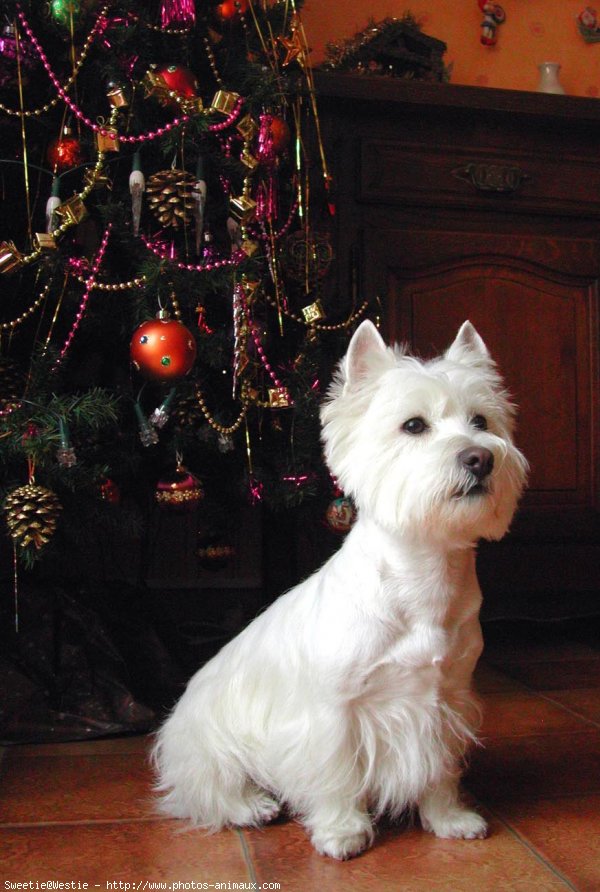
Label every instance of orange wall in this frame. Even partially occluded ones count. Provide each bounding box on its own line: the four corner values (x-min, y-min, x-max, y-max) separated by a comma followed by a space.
302, 0, 600, 97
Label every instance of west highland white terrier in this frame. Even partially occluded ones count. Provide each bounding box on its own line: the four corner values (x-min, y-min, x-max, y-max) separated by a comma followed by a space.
152, 320, 528, 859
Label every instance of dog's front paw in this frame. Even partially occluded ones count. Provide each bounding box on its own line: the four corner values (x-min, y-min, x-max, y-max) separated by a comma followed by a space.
311, 827, 373, 860
422, 807, 488, 840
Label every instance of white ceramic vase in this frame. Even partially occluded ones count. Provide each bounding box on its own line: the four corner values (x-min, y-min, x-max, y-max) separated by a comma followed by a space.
536, 62, 565, 95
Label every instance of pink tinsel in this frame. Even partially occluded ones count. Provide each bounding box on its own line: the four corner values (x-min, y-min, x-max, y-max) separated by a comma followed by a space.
257, 114, 276, 166
249, 477, 264, 504
161, 0, 196, 28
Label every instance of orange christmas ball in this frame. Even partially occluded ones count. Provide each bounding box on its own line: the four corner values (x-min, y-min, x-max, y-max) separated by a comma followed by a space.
130, 315, 197, 380
216, 0, 248, 20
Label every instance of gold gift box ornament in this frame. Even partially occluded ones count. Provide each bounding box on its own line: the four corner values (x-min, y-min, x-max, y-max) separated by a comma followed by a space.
229, 194, 257, 225
0, 241, 24, 274
33, 233, 57, 252
236, 114, 258, 142
54, 195, 88, 226
209, 90, 241, 117
97, 126, 120, 153
268, 387, 292, 409
107, 83, 128, 109
302, 300, 325, 325
240, 147, 259, 174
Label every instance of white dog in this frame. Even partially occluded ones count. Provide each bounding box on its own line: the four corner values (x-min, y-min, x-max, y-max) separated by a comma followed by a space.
152, 320, 528, 860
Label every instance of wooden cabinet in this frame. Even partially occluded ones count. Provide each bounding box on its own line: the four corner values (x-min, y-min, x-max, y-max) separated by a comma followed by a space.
315, 73, 600, 618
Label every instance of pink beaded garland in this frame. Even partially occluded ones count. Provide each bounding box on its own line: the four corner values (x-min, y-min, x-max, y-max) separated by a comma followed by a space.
54, 223, 113, 368
141, 234, 245, 273
18, 10, 244, 146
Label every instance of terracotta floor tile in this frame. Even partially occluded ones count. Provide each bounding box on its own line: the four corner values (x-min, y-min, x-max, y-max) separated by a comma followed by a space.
493, 659, 600, 691
466, 729, 600, 802
479, 690, 594, 738
1, 820, 250, 884
0, 748, 154, 824
242, 814, 570, 891
492, 793, 600, 892
543, 688, 600, 727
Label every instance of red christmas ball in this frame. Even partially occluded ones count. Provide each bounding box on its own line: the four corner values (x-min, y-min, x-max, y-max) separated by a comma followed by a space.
269, 115, 290, 153
153, 64, 198, 98
216, 0, 249, 20
130, 315, 197, 380
99, 477, 120, 505
47, 133, 83, 171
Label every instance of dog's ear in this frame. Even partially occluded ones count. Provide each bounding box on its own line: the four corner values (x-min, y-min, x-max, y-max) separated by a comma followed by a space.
344, 320, 388, 386
445, 321, 492, 367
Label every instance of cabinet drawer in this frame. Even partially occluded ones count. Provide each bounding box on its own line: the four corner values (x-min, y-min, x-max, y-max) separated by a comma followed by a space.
359, 138, 600, 217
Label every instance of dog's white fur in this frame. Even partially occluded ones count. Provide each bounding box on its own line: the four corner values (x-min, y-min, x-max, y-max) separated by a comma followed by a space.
152, 321, 528, 859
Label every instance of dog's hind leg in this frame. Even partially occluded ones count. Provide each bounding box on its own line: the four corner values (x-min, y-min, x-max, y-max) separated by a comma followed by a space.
156, 755, 280, 829
153, 720, 280, 830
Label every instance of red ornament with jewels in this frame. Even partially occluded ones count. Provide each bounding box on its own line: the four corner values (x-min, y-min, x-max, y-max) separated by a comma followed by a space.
216, 0, 248, 21
153, 63, 198, 98
130, 311, 197, 380
47, 131, 83, 171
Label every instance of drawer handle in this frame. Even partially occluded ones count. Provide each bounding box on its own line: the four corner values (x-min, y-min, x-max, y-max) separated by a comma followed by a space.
453, 162, 530, 193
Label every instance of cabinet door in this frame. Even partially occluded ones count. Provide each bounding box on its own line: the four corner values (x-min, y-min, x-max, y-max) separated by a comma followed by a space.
363, 227, 600, 616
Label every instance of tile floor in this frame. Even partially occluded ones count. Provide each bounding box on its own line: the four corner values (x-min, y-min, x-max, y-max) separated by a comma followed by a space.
1, 619, 600, 891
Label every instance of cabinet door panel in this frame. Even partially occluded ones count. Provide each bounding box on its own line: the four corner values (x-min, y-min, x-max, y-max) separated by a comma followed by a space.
364, 230, 599, 513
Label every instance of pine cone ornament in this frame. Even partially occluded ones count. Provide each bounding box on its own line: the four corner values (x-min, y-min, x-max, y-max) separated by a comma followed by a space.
171, 395, 204, 431
146, 169, 197, 228
4, 484, 62, 551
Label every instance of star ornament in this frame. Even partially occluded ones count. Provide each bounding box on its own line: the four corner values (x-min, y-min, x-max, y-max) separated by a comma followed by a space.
278, 14, 306, 68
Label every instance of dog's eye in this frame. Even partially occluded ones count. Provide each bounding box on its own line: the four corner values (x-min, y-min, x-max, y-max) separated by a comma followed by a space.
471, 414, 488, 431
402, 417, 429, 435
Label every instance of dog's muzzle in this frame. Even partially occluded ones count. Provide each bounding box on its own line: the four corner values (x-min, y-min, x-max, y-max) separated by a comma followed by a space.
456, 446, 494, 497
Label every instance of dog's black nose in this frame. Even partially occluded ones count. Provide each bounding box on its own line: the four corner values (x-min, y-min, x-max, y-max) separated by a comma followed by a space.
458, 447, 494, 481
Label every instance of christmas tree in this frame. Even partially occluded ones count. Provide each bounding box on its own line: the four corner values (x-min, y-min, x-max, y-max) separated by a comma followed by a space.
0, 0, 369, 590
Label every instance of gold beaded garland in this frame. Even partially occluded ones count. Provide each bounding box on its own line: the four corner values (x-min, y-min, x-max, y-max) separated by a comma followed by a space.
72, 273, 146, 291
203, 37, 224, 88
195, 386, 247, 436
263, 294, 371, 332
0, 8, 108, 118
0, 282, 52, 332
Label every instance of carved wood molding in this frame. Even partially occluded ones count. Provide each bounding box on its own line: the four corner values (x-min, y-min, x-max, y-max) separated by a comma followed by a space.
453, 162, 530, 193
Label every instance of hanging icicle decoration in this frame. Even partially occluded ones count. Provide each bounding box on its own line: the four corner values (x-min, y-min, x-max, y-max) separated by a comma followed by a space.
129, 152, 145, 237
232, 281, 244, 399
46, 177, 61, 233
193, 155, 207, 255
161, 0, 196, 29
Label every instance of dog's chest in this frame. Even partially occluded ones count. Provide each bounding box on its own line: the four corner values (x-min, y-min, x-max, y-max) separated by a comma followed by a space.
359, 580, 483, 699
